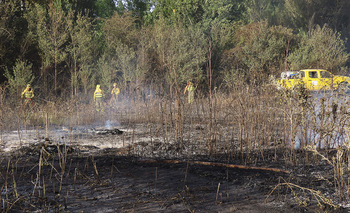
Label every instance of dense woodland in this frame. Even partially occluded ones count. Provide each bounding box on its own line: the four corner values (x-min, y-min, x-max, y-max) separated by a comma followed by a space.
1, 0, 350, 101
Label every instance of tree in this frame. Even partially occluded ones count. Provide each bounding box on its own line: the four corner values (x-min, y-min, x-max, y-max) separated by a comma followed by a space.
115, 0, 151, 25
145, 0, 206, 25
151, 18, 206, 140
245, 0, 350, 33
136, 27, 155, 85
103, 12, 139, 50
153, 18, 206, 91
288, 25, 349, 73
67, 12, 95, 97
97, 54, 116, 92
80, 62, 95, 95
116, 43, 139, 88
101, 12, 140, 91
282, 0, 312, 30
4, 59, 34, 96
222, 21, 295, 85
0, 2, 14, 65
34, 0, 69, 96
245, 0, 282, 24
0, 0, 34, 84
201, 0, 246, 28
95, 0, 116, 18
302, 0, 350, 32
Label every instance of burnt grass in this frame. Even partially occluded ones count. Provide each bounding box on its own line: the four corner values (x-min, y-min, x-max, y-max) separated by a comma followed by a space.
0, 125, 349, 212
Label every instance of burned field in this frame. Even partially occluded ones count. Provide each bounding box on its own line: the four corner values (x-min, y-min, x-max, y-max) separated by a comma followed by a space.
0, 146, 287, 213
1, 89, 350, 212
0, 122, 349, 213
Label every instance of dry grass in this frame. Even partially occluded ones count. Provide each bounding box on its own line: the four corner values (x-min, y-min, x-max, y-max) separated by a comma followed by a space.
1, 83, 350, 211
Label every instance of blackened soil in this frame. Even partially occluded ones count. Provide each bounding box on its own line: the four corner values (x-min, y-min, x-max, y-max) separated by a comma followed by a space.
1, 143, 349, 213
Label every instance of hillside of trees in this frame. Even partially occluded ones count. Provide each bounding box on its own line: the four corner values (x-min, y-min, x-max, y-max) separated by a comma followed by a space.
1, 0, 350, 101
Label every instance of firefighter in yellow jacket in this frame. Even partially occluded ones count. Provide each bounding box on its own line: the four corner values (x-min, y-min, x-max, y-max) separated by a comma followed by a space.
184, 81, 195, 104
94, 84, 104, 112
21, 84, 34, 109
109, 83, 120, 106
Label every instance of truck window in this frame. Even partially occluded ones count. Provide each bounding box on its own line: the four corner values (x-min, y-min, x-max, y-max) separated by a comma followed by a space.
309, 71, 318, 78
300, 71, 305, 78
320, 71, 332, 78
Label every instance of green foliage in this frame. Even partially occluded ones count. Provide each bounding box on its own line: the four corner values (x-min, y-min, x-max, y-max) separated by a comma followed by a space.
115, 0, 151, 25
103, 12, 139, 50
69, 0, 96, 17
298, 0, 350, 32
203, 22, 237, 88
116, 43, 139, 88
223, 21, 295, 85
95, 0, 116, 18
0, 2, 14, 61
80, 63, 94, 95
245, 0, 350, 32
145, 0, 205, 25
97, 54, 116, 91
288, 25, 349, 73
137, 28, 154, 83
34, 0, 70, 95
153, 18, 206, 91
0, 0, 32, 82
97, 42, 139, 92
245, 0, 283, 24
100, 12, 141, 91
1, 0, 350, 102
67, 12, 95, 96
4, 59, 34, 96
201, 0, 246, 28
282, 0, 311, 30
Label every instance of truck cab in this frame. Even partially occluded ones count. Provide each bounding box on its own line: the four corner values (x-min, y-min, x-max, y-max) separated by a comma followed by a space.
301, 69, 333, 90
280, 69, 350, 91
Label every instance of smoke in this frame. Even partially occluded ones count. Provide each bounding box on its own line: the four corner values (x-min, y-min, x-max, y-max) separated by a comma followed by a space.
105, 119, 120, 129
105, 120, 111, 129
292, 127, 347, 149
289, 91, 350, 149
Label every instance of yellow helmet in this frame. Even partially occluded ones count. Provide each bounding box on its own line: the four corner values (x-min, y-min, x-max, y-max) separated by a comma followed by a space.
27, 84, 31, 87
113, 83, 117, 87
96, 84, 100, 88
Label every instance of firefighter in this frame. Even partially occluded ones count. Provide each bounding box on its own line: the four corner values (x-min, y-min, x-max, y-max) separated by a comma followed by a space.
21, 84, 34, 109
109, 83, 120, 106
184, 81, 195, 104
94, 84, 104, 112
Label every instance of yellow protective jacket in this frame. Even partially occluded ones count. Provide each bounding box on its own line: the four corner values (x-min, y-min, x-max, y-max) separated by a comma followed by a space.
21, 88, 34, 99
111, 87, 120, 96
94, 88, 104, 100
184, 82, 195, 104
184, 83, 195, 94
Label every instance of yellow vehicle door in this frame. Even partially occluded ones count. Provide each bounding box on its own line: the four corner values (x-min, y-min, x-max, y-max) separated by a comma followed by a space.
305, 71, 322, 90
319, 70, 333, 90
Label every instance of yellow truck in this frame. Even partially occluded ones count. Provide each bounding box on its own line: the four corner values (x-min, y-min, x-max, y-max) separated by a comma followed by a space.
279, 69, 350, 91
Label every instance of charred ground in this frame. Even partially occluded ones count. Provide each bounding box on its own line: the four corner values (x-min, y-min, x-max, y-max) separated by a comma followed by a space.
0, 127, 349, 213
1, 90, 350, 212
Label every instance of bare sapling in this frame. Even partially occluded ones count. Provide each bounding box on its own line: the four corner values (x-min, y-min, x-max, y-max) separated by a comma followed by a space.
91, 156, 100, 182
267, 177, 338, 209
306, 142, 350, 202
57, 141, 68, 195
155, 167, 158, 197
159, 100, 169, 144
215, 182, 221, 204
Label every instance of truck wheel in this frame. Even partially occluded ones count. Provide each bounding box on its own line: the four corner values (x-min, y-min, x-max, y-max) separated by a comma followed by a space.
338, 82, 350, 94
